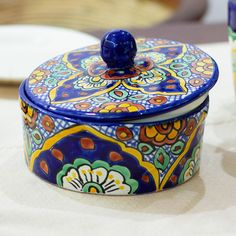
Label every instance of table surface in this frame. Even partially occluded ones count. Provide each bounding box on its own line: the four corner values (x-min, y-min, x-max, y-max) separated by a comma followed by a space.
89, 22, 228, 45
1, 42, 236, 236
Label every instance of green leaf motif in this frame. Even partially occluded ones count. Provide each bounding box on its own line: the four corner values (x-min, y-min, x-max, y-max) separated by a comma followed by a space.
138, 142, 155, 155
171, 140, 185, 155
154, 148, 170, 171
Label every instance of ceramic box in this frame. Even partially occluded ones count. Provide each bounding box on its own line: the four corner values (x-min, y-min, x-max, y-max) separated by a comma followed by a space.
19, 30, 218, 195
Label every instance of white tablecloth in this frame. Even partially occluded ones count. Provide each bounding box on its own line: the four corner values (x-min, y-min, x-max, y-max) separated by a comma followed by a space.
0, 42, 236, 236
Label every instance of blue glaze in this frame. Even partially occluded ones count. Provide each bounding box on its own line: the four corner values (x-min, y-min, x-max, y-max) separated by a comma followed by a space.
22, 33, 219, 122
20, 30, 217, 195
101, 29, 137, 69
19, 80, 209, 126
20, 78, 209, 194
228, 0, 236, 31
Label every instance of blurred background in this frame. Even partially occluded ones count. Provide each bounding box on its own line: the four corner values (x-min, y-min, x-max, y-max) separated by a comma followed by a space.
0, 0, 228, 43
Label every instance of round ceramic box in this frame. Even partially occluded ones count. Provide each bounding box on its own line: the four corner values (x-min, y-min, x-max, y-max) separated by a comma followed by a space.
19, 30, 218, 195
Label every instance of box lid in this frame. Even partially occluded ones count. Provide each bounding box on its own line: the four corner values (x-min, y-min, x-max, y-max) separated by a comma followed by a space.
23, 30, 218, 122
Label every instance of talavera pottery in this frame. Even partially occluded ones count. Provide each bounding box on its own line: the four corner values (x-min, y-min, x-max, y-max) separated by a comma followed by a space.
19, 30, 219, 195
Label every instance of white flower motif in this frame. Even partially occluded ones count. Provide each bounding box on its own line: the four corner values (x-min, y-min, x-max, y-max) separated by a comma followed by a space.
57, 159, 138, 195
180, 145, 201, 183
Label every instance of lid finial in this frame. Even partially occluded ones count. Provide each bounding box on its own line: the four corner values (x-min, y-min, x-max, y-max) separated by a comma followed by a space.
101, 29, 137, 69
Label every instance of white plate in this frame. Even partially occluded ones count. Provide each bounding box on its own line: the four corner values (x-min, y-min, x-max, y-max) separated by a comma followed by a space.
0, 25, 99, 83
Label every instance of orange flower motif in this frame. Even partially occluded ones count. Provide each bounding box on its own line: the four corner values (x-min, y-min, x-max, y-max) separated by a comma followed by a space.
139, 120, 186, 146
41, 115, 55, 132
191, 58, 214, 79
93, 101, 145, 113
116, 127, 133, 141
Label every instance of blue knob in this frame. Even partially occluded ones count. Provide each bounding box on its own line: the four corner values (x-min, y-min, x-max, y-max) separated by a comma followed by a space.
101, 29, 137, 69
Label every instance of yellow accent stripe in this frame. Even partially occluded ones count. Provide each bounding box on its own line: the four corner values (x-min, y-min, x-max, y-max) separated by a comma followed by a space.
29, 125, 160, 190
50, 44, 187, 104
159, 112, 207, 190
160, 44, 188, 65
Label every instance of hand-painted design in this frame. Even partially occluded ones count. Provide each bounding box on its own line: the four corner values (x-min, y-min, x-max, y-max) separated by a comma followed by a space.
32, 129, 43, 145
45, 60, 57, 67
189, 78, 204, 87
41, 115, 55, 133
45, 77, 58, 87
149, 96, 167, 105
40, 159, 49, 175
183, 55, 196, 63
49, 44, 188, 104
57, 158, 138, 195
93, 101, 145, 113
170, 62, 189, 70
51, 148, 64, 162
154, 148, 170, 171
73, 76, 109, 90
109, 151, 123, 162
30, 125, 159, 194
33, 86, 47, 95
79, 137, 95, 150
159, 112, 207, 190
184, 118, 197, 136
179, 144, 201, 184
177, 69, 191, 78
109, 90, 129, 100
91, 96, 110, 103
191, 58, 214, 79
127, 68, 166, 86
138, 143, 155, 155
139, 120, 186, 146
20, 100, 38, 129
74, 102, 91, 110
170, 61, 193, 79
129, 94, 148, 101
20, 95, 209, 194
116, 127, 133, 141
51, 64, 73, 77
29, 69, 50, 85
170, 141, 185, 155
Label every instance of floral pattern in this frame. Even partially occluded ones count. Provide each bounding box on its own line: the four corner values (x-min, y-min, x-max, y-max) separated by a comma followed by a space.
41, 115, 55, 132
57, 158, 138, 195
20, 96, 208, 194
50, 45, 188, 107
191, 58, 214, 78
20, 100, 38, 129
29, 69, 50, 84
73, 76, 108, 90
93, 101, 145, 113
179, 145, 201, 184
139, 120, 186, 146
128, 68, 167, 86
116, 127, 133, 141
20, 37, 215, 195
24, 39, 217, 122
